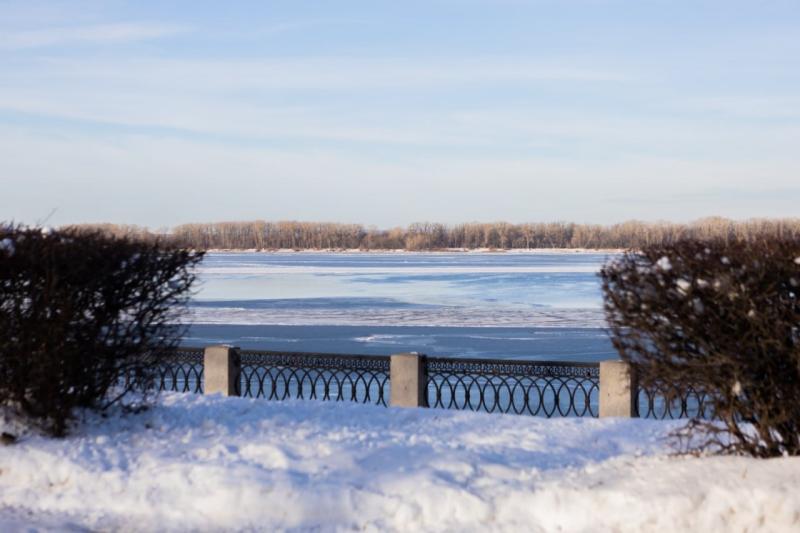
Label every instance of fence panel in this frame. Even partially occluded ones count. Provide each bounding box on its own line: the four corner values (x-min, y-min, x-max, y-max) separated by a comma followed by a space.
426, 357, 599, 417
152, 346, 205, 393
238, 350, 391, 406
636, 383, 716, 419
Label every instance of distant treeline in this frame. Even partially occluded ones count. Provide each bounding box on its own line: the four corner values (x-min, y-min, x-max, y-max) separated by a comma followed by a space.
65, 218, 800, 251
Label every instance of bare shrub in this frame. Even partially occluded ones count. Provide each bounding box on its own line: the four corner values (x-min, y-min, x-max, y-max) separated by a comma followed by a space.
0, 225, 203, 436
600, 238, 800, 457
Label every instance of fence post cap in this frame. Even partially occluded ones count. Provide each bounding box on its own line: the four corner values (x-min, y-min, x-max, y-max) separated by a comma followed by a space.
390, 352, 424, 359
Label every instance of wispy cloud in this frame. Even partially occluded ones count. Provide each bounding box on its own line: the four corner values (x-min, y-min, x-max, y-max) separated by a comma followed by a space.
5, 55, 629, 89
1, 0, 798, 227
0, 22, 187, 49
677, 96, 800, 120
0, 54, 636, 146
3, 125, 799, 227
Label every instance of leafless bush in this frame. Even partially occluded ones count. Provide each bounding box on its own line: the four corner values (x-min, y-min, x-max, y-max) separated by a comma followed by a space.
600, 238, 800, 457
0, 225, 203, 436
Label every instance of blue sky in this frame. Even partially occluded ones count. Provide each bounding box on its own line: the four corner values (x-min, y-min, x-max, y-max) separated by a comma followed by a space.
1, 0, 799, 228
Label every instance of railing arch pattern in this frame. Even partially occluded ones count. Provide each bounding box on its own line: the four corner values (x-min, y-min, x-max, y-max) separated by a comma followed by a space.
238, 350, 390, 406
148, 348, 719, 421
636, 383, 715, 419
426, 357, 600, 417
154, 347, 204, 393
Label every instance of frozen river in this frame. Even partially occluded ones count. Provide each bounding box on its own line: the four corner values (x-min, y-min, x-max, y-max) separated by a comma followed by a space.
184, 252, 618, 362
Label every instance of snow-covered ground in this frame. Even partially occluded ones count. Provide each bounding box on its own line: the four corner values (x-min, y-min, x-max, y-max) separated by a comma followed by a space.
1, 394, 799, 532
201, 248, 625, 254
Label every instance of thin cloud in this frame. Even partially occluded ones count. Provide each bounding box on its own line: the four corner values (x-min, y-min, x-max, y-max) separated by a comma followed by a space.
7, 55, 630, 89
0, 22, 188, 49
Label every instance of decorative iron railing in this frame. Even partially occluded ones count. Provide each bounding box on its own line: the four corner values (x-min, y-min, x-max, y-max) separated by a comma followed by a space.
636, 383, 715, 419
426, 357, 600, 417
237, 350, 391, 406
154, 346, 204, 393
149, 347, 718, 421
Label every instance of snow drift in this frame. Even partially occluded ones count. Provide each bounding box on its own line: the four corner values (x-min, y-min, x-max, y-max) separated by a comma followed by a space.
1, 393, 799, 531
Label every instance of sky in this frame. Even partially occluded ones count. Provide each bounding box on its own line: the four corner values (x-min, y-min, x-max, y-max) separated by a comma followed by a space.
1, 0, 799, 229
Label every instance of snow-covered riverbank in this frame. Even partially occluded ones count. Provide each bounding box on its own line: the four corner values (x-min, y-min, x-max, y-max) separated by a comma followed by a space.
2, 394, 798, 532
200, 248, 625, 254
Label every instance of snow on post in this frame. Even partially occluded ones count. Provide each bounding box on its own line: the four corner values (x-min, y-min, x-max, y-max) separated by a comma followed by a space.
204, 345, 241, 396
390, 353, 428, 408
599, 360, 637, 418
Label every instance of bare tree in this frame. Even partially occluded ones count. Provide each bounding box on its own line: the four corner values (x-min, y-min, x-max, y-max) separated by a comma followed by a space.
69, 218, 800, 251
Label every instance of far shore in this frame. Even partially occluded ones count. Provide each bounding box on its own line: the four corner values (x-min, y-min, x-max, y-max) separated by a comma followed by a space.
200, 247, 626, 254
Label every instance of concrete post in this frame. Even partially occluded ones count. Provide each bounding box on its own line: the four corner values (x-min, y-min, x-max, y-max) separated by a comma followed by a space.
390, 353, 427, 408
599, 360, 637, 417
204, 345, 241, 396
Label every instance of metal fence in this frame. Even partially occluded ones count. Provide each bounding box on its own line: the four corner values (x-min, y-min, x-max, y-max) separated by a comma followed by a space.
426, 357, 599, 417
238, 350, 390, 406
635, 383, 716, 419
155, 346, 204, 393
152, 347, 715, 420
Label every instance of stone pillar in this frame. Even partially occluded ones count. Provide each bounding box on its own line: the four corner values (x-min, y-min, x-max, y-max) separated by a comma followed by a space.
390, 353, 427, 408
204, 345, 241, 396
599, 360, 637, 417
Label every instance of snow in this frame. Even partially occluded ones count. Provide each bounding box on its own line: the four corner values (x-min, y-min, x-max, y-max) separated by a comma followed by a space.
676, 278, 692, 294
0, 238, 14, 256
2, 394, 799, 532
185, 305, 607, 328
655, 256, 672, 271
202, 248, 625, 255
197, 265, 600, 275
